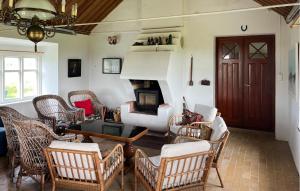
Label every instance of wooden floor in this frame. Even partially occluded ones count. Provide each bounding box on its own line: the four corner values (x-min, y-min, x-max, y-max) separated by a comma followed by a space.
0, 128, 299, 191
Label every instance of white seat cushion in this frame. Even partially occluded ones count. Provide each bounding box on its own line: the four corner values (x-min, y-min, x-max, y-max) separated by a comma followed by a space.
194, 104, 218, 122
161, 140, 211, 189
149, 155, 160, 166
161, 140, 210, 158
210, 116, 228, 141
49, 141, 102, 181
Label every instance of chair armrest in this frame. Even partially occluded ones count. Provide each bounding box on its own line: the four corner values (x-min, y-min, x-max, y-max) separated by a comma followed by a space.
55, 134, 77, 142
135, 149, 159, 186
65, 108, 85, 122
38, 115, 56, 129
92, 102, 106, 119
102, 144, 124, 179
176, 124, 212, 140
168, 114, 183, 129
190, 121, 213, 126
173, 136, 201, 144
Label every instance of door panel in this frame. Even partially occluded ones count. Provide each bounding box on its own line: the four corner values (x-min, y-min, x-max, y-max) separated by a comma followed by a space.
216, 35, 275, 131
243, 36, 275, 131
216, 38, 243, 127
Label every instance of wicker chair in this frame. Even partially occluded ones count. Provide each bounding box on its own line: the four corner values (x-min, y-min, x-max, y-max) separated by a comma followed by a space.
68, 90, 106, 119
135, 140, 214, 191
0, 107, 32, 181
44, 141, 124, 191
168, 104, 219, 140
12, 119, 75, 190
175, 116, 230, 188
33, 95, 84, 131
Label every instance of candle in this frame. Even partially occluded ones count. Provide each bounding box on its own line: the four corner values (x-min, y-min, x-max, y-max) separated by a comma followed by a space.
61, 0, 66, 13
71, 4, 75, 17
74, 3, 78, 17
9, 0, 13, 8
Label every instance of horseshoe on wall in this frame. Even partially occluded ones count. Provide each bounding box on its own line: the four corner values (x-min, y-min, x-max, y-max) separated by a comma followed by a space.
241, 25, 248, 32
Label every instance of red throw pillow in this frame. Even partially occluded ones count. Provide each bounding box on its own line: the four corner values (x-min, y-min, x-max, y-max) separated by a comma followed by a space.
181, 109, 203, 125
74, 99, 94, 117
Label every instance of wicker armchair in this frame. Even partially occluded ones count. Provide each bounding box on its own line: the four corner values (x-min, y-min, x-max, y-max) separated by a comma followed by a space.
33, 95, 84, 130
175, 116, 230, 188
44, 141, 124, 191
68, 90, 106, 119
168, 104, 219, 140
12, 119, 75, 190
135, 140, 214, 191
0, 107, 31, 181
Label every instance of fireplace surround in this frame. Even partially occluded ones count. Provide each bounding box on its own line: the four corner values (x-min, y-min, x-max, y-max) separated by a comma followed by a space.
131, 80, 164, 115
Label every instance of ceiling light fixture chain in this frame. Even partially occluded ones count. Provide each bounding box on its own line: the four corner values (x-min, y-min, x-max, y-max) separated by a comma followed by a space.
0, 0, 78, 52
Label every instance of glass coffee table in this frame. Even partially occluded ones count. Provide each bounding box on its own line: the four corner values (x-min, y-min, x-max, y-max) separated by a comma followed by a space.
66, 120, 148, 163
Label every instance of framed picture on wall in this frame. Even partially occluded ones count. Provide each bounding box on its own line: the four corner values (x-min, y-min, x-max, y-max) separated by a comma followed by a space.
68, 59, 81, 77
102, 58, 122, 74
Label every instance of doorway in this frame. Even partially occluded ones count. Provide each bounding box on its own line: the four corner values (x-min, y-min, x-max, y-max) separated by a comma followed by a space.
216, 35, 275, 131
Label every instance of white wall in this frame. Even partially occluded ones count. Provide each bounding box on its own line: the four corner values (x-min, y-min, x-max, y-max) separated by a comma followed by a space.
0, 37, 59, 117
0, 27, 90, 116
89, 0, 283, 126
280, 19, 300, 173
52, 35, 90, 100
89, 0, 299, 171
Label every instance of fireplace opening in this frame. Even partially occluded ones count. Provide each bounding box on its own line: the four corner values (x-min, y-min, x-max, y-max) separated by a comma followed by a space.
130, 80, 164, 115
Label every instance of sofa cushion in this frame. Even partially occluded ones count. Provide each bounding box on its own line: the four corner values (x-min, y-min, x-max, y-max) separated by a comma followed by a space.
211, 116, 228, 141
194, 104, 217, 122
48, 141, 102, 181
74, 99, 94, 116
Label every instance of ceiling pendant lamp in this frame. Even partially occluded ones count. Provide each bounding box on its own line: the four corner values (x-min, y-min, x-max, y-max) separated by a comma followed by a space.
0, 0, 78, 52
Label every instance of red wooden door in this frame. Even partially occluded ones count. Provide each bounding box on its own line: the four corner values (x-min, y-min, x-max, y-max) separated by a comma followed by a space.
216, 35, 275, 131
216, 37, 244, 127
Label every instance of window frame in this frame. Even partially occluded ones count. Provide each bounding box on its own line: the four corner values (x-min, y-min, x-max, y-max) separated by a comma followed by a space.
0, 52, 41, 104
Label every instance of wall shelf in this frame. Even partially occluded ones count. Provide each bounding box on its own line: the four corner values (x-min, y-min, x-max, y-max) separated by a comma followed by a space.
131, 29, 182, 52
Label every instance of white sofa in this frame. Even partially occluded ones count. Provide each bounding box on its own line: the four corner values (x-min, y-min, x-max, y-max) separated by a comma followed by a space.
121, 101, 174, 132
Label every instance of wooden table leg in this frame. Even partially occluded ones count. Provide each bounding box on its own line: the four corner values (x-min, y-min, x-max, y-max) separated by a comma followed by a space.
123, 142, 135, 164
123, 142, 136, 174
82, 135, 93, 143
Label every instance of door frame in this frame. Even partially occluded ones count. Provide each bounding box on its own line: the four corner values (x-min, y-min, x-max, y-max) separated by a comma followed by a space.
215, 35, 276, 131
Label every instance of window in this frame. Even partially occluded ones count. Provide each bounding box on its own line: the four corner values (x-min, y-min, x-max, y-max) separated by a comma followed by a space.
0, 53, 41, 103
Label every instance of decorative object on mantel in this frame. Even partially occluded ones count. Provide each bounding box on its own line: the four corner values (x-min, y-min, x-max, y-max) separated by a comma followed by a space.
108, 35, 118, 45
241, 25, 248, 32
166, 34, 173, 45
133, 42, 144, 46
102, 58, 122, 74
0, 0, 78, 52
133, 34, 174, 47
201, 79, 211, 86
68, 59, 81, 78
104, 108, 121, 123
130, 27, 182, 52
189, 55, 194, 86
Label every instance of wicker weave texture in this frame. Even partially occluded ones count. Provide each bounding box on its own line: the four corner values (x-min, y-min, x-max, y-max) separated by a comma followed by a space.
44, 144, 124, 191
33, 95, 84, 129
68, 90, 106, 119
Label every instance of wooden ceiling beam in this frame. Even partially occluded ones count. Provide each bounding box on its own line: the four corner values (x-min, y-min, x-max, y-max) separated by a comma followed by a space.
253, 0, 297, 18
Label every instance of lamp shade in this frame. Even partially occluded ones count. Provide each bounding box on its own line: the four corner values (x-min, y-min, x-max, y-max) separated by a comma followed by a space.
15, 0, 57, 20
